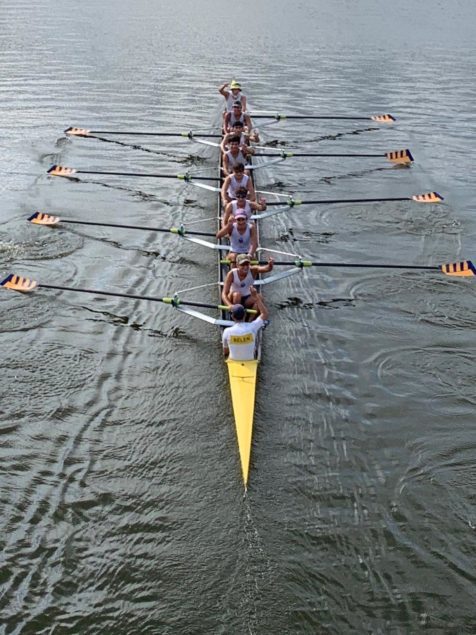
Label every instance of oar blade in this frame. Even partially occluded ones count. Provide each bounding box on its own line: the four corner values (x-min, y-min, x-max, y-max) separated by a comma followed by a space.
371, 114, 396, 123
412, 192, 444, 203
65, 127, 91, 137
386, 149, 414, 164
48, 165, 77, 177
28, 211, 60, 226
441, 260, 476, 277
1, 274, 38, 292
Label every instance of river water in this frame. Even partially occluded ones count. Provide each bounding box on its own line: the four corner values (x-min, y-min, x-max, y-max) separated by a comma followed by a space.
1, 1, 476, 633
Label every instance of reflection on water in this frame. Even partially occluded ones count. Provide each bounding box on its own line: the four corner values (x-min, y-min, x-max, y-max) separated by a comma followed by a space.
1, 0, 476, 632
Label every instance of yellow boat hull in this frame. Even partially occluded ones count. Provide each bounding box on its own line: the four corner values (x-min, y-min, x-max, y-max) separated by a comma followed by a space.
226, 359, 259, 487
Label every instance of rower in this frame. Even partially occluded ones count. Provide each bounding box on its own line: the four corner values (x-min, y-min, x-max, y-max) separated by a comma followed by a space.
222, 289, 269, 361
216, 212, 257, 266
224, 101, 253, 134
222, 187, 266, 227
220, 121, 250, 153
222, 253, 274, 313
221, 163, 255, 206
218, 79, 247, 114
222, 136, 254, 177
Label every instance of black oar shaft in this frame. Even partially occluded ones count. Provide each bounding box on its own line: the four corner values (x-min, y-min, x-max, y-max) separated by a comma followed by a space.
76, 169, 219, 181
266, 197, 410, 206
61, 219, 214, 237
268, 261, 439, 271
252, 115, 371, 120
257, 153, 383, 158
38, 283, 221, 309
89, 130, 221, 138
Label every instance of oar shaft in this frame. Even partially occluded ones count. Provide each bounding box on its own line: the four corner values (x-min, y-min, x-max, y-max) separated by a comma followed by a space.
268, 261, 439, 271
89, 130, 221, 138
38, 283, 222, 309
266, 197, 411, 206
76, 169, 219, 181
61, 219, 215, 237
252, 115, 372, 120
256, 153, 383, 158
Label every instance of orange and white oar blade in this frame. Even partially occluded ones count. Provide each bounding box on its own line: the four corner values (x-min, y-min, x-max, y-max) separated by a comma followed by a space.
64, 127, 91, 137
441, 260, 476, 277
371, 113, 396, 123
412, 192, 444, 203
47, 165, 77, 177
1, 274, 38, 292
28, 211, 60, 226
386, 149, 414, 164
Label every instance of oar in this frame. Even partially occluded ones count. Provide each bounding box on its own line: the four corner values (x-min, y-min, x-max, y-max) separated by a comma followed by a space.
250, 113, 395, 122
265, 192, 443, 207
0, 273, 257, 313
65, 127, 221, 139
28, 212, 216, 237
221, 259, 476, 277
47, 165, 220, 182
255, 149, 413, 165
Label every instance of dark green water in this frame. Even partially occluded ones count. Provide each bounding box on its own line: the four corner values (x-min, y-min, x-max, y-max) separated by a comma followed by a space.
1, 1, 476, 633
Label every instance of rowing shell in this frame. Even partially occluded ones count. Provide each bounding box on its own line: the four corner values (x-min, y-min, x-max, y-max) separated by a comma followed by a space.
218, 137, 261, 488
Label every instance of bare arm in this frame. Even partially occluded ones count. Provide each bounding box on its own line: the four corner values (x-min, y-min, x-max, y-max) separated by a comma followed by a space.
222, 202, 232, 227
241, 95, 247, 112
222, 153, 231, 177
248, 224, 257, 257
255, 257, 274, 275
249, 286, 269, 321
221, 271, 233, 307
251, 197, 266, 212
216, 221, 233, 239
221, 176, 231, 206
218, 83, 229, 97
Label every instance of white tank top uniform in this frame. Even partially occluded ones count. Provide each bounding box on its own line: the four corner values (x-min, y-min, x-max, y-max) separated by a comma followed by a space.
229, 222, 251, 254
227, 174, 249, 199
226, 92, 245, 112
225, 149, 247, 170
230, 268, 254, 298
230, 199, 252, 220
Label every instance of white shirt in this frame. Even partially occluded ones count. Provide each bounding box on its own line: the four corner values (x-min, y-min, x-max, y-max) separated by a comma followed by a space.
222, 317, 266, 361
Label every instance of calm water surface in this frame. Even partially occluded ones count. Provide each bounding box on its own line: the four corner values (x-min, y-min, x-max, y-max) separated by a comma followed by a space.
1, 1, 476, 633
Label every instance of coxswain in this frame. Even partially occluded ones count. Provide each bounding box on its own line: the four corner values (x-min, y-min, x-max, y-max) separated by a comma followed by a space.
223, 101, 253, 134
222, 187, 266, 227
222, 137, 254, 176
222, 289, 269, 361
218, 80, 247, 113
222, 253, 274, 312
221, 163, 255, 205
216, 212, 258, 265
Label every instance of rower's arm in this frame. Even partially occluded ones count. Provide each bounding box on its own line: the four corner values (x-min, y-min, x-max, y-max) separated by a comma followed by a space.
249, 224, 258, 257
247, 180, 256, 202
222, 271, 233, 307
241, 95, 247, 112
250, 286, 269, 321
216, 222, 232, 239
218, 83, 229, 97
252, 198, 267, 211
222, 203, 232, 227
222, 154, 231, 176
221, 176, 232, 205
256, 257, 274, 274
